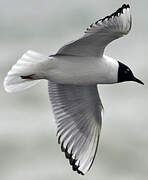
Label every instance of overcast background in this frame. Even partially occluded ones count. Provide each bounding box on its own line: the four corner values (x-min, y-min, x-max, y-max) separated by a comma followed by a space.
0, 0, 148, 180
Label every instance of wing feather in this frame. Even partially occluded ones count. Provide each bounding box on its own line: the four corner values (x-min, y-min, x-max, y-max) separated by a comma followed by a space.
56, 4, 132, 57
48, 81, 103, 175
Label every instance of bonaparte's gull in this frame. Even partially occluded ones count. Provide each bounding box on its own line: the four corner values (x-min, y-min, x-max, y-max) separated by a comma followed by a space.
4, 4, 144, 175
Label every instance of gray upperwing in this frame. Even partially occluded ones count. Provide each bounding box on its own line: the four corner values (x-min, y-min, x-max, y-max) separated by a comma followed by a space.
56, 4, 131, 57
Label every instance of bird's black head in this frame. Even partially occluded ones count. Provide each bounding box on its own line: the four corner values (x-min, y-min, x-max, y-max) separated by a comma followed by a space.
118, 61, 144, 85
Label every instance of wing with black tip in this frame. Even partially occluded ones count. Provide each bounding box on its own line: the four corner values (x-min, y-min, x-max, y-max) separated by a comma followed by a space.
56, 4, 132, 57
48, 81, 103, 175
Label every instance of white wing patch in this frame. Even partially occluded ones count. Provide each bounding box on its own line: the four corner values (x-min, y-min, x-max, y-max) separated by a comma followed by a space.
48, 81, 103, 175
56, 4, 132, 57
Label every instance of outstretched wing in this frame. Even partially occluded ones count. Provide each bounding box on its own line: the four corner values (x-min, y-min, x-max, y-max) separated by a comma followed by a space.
48, 81, 103, 175
56, 4, 132, 57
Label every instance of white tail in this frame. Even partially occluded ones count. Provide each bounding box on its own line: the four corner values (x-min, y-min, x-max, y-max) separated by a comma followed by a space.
4, 50, 50, 93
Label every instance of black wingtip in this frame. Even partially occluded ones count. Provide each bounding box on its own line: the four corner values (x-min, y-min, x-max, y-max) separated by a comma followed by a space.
122, 4, 130, 9
94, 4, 130, 25
115, 4, 130, 15
112, 4, 130, 16
59, 141, 85, 175
121, 4, 129, 8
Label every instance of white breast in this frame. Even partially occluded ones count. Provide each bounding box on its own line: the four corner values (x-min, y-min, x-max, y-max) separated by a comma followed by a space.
44, 55, 119, 85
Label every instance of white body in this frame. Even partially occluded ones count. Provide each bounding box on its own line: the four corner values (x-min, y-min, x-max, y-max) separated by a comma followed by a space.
3, 50, 118, 92
44, 55, 118, 85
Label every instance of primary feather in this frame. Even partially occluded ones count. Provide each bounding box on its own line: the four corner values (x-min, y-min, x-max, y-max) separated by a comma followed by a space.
56, 4, 131, 57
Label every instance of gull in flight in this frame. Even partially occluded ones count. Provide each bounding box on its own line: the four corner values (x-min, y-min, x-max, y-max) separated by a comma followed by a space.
4, 4, 144, 175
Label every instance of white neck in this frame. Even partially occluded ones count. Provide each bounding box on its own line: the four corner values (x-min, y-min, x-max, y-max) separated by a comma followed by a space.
100, 55, 119, 84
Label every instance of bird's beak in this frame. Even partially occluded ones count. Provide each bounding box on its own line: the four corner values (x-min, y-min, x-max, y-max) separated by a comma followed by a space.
133, 76, 144, 85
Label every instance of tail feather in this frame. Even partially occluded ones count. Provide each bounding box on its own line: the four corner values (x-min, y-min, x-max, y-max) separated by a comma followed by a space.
4, 50, 49, 93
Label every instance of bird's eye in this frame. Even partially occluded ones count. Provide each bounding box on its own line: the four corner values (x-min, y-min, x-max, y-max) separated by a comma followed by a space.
125, 69, 130, 74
